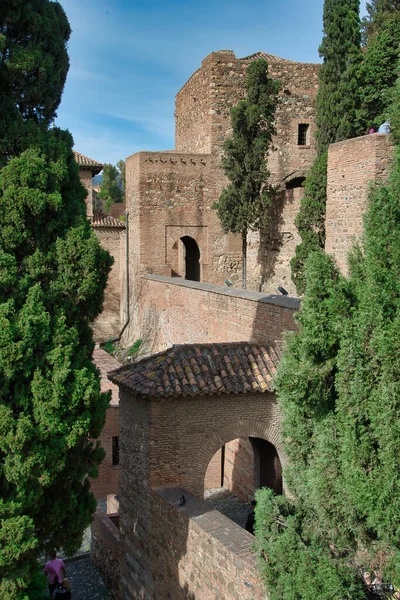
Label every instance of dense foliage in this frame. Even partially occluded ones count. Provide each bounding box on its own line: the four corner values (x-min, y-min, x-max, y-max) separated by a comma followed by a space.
0, 1, 113, 598
291, 0, 363, 293
213, 59, 279, 288
99, 161, 125, 210
257, 135, 400, 598
360, 5, 400, 126
361, 0, 400, 43
0, 0, 71, 162
290, 153, 327, 294
316, 0, 363, 153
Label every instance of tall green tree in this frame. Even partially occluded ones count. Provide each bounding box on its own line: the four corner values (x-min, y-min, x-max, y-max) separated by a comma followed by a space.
0, 0, 71, 163
0, 2, 113, 598
116, 158, 126, 202
360, 5, 400, 126
99, 163, 124, 211
291, 0, 363, 294
256, 91, 400, 600
213, 59, 279, 288
361, 0, 400, 43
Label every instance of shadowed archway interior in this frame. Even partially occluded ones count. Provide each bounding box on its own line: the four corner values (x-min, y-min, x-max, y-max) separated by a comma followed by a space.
181, 236, 200, 282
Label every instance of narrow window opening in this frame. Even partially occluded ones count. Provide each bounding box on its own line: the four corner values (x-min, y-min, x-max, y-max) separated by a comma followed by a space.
112, 436, 119, 466
298, 124, 309, 146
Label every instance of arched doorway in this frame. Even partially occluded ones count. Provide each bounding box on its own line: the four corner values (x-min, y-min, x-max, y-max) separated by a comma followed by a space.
181, 236, 200, 281
285, 176, 305, 190
251, 438, 282, 495
204, 436, 282, 501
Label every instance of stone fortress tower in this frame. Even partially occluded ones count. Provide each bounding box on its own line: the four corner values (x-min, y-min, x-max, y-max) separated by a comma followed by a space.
125, 50, 319, 305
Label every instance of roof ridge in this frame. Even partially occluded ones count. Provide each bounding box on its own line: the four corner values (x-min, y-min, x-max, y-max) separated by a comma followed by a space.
73, 150, 103, 175
240, 51, 296, 64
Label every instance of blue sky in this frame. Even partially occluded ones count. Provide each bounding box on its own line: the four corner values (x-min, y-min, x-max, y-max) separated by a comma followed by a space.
56, 0, 368, 166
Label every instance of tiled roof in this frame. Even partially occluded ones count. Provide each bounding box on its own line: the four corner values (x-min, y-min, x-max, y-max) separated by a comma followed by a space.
93, 348, 121, 407
109, 342, 281, 399
73, 151, 103, 175
91, 213, 126, 229
240, 51, 295, 64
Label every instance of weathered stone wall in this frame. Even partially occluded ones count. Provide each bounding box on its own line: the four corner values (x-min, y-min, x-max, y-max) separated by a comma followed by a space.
125, 150, 241, 287
175, 50, 319, 176
91, 510, 122, 600
152, 487, 266, 599
92, 227, 124, 342
124, 274, 298, 356
325, 134, 393, 275
124, 50, 319, 316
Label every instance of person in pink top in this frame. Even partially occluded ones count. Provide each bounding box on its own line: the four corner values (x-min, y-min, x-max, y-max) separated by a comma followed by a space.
44, 550, 66, 599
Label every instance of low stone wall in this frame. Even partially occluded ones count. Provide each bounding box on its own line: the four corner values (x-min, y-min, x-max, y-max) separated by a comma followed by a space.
120, 486, 267, 599
91, 509, 122, 600
128, 275, 299, 356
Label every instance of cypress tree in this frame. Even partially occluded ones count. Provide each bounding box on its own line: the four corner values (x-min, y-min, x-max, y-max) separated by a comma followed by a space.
0, 2, 113, 597
360, 4, 400, 126
361, 0, 400, 43
291, 0, 363, 294
0, 0, 71, 162
256, 74, 400, 600
214, 59, 279, 288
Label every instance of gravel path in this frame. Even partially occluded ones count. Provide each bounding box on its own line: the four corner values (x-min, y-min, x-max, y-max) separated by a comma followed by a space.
65, 556, 114, 600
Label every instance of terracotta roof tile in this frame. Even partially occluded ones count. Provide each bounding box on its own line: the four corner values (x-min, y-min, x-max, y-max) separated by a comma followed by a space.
240, 51, 295, 64
109, 342, 281, 399
73, 151, 103, 175
91, 214, 126, 229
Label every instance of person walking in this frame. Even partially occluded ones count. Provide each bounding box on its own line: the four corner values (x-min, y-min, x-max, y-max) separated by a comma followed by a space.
44, 550, 66, 600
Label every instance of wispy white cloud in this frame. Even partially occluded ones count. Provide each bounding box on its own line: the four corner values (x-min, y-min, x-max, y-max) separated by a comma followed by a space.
56, 0, 328, 164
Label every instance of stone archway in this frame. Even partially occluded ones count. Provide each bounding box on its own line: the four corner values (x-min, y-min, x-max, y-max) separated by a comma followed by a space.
195, 418, 285, 498
180, 236, 200, 281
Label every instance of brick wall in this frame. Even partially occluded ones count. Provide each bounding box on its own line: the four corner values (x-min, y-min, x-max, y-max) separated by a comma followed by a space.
325, 134, 393, 275
125, 150, 242, 288
175, 50, 319, 178
114, 347, 286, 599
124, 50, 319, 309
124, 274, 299, 356
120, 385, 284, 499
91, 509, 122, 599
204, 448, 223, 489
90, 405, 119, 499
224, 438, 256, 502
94, 485, 267, 599
92, 227, 124, 342
90, 349, 120, 500
79, 169, 94, 218
152, 487, 266, 599
204, 439, 256, 503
